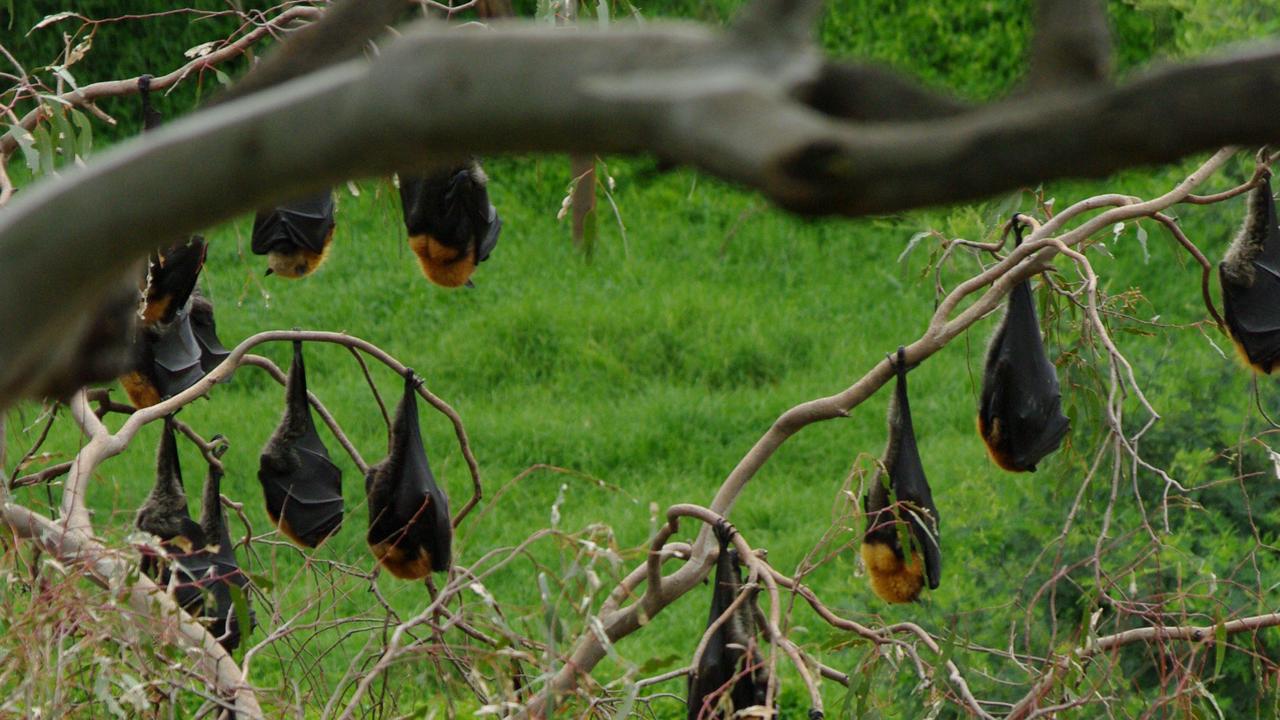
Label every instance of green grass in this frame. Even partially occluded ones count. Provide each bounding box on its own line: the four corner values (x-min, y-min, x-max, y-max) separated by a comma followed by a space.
8, 150, 1278, 716
6, 1, 1280, 716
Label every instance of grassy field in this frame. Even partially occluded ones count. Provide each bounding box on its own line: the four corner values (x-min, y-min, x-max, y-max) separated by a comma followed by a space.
8, 149, 1272, 715
5, 1, 1280, 717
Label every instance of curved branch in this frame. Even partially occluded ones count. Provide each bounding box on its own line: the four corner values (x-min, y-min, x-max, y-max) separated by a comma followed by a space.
56, 331, 478, 532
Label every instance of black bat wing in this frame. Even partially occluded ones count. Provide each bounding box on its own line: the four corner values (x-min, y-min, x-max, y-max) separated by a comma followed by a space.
688, 531, 735, 720
476, 203, 502, 263
251, 191, 336, 255
446, 168, 502, 262
188, 295, 231, 373
979, 280, 1070, 470
150, 314, 206, 398
400, 167, 494, 259
259, 446, 344, 546
888, 363, 942, 590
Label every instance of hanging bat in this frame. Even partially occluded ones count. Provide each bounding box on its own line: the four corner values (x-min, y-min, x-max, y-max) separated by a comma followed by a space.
861, 347, 941, 604
136, 416, 206, 564
977, 219, 1070, 472
1221, 175, 1280, 373
179, 461, 253, 651
400, 161, 502, 288
251, 190, 337, 278
139, 74, 163, 131
135, 419, 251, 650
365, 372, 452, 579
257, 341, 344, 547
686, 524, 768, 720
117, 185, 226, 405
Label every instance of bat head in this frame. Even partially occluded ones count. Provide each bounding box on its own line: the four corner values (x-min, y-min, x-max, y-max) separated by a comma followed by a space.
860, 537, 926, 604
265, 235, 332, 278
409, 233, 478, 288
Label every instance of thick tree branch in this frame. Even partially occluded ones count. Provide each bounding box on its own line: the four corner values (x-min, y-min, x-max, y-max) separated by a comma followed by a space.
4, 19, 1280, 403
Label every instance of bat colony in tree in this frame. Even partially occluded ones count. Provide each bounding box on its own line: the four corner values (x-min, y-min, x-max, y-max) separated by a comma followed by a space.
19, 40, 1280, 720
99, 83, 503, 664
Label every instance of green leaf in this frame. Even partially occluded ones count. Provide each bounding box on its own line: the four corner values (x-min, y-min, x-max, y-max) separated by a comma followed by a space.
228, 584, 252, 653
31, 124, 55, 176
214, 68, 232, 87
70, 108, 92, 159
5, 124, 39, 173
635, 653, 680, 674
51, 106, 76, 167
247, 572, 275, 592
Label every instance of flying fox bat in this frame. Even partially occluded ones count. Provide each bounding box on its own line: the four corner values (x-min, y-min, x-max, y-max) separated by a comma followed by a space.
181, 460, 253, 651
120, 239, 231, 408
251, 190, 337, 278
365, 372, 452, 579
257, 341, 344, 547
977, 219, 1070, 472
686, 524, 768, 720
135, 418, 250, 650
400, 162, 502, 288
1221, 175, 1280, 373
136, 416, 206, 561
861, 347, 941, 604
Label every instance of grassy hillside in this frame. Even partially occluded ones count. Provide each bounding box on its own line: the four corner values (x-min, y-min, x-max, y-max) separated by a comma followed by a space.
5, 1, 1280, 717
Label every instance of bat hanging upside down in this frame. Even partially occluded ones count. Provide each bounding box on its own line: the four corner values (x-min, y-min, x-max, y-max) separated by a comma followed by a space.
861, 347, 941, 604
977, 216, 1070, 472
1220, 173, 1280, 374
365, 371, 453, 579
251, 190, 338, 278
399, 161, 502, 288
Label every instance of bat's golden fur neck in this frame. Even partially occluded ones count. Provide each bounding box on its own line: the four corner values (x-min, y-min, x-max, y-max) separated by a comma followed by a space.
977, 415, 1027, 472
861, 540, 925, 604
267, 231, 333, 278
120, 372, 161, 408
409, 234, 475, 288
370, 541, 432, 579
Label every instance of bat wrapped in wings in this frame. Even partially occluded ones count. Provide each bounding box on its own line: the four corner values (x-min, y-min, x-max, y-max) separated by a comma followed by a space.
257, 341, 344, 547
400, 161, 502, 288
861, 347, 941, 604
1221, 174, 1280, 373
686, 523, 769, 720
365, 372, 452, 579
977, 218, 1070, 472
251, 190, 337, 278
136, 418, 251, 650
